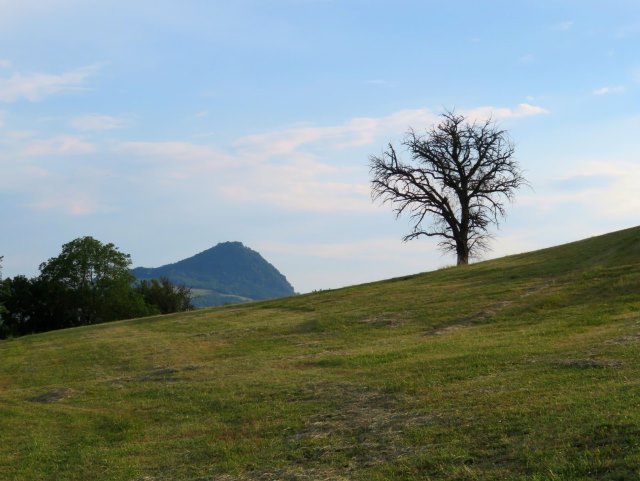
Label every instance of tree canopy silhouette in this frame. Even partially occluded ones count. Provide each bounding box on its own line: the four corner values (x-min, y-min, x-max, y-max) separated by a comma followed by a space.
370, 111, 526, 265
38, 236, 146, 325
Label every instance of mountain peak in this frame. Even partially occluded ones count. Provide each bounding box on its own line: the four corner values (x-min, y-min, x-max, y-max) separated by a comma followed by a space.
132, 242, 294, 307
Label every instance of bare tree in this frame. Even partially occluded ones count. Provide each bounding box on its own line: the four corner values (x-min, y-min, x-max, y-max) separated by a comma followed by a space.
370, 111, 527, 265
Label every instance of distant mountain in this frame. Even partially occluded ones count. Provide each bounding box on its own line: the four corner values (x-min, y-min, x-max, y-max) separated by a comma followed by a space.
131, 242, 295, 307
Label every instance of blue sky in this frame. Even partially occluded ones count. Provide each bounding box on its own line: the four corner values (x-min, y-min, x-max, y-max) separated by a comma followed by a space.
1, 0, 639, 293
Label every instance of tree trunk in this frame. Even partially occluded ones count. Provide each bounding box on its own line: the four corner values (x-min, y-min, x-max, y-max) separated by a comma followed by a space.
456, 227, 469, 266
456, 202, 470, 266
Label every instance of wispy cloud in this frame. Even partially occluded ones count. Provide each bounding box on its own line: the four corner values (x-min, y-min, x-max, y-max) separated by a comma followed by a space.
229, 103, 546, 211
522, 160, 640, 219
29, 192, 104, 216
119, 141, 228, 163
218, 151, 372, 212
70, 114, 128, 131
116, 137, 366, 211
464, 103, 548, 121
3, 102, 551, 226
235, 108, 438, 158
115, 103, 547, 212
573, 161, 640, 217
0, 0, 78, 25
22, 136, 96, 156
117, 141, 234, 181
592, 86, 626, 96
0, 65, 98, 103
0, 59, 11, 69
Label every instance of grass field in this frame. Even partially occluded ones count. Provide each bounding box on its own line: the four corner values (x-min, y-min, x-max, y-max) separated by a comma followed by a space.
1, 226, 640, 480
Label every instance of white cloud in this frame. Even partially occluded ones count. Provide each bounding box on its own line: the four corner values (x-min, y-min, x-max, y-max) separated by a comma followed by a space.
29, 192, 104, 216
464, 103, 548, 121
117, 141, 234, 181
117, 136, 369, 211
220, 105, 547, 213
0, 0, 78, 25
592, 86, 626, 96
515, 103, 549, 116
119, 141, 228, 163
70, 114, 127, 131
572, 161, 640, 217
0, 65, 98, 103
2, 130, 34, 140
220, 174, 372, 213
521, 160, 640, 219
0, 59, 11, 69
113, 103, 547, 213
216, 103, 543, 167
23, 136, 96, 156
235, 108, 438, 158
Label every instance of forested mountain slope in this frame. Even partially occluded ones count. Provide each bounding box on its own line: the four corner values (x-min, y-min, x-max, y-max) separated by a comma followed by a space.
132, 241, 295, 306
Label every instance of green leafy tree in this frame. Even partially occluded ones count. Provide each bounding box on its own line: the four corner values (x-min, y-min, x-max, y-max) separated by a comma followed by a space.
0, 256, 7, 318
135, 277, 194, 314
1, 275, 42, 337
39, 237, 148, 326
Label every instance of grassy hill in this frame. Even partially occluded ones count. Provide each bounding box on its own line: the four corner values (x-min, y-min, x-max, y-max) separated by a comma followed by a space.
1, 226, 640, 481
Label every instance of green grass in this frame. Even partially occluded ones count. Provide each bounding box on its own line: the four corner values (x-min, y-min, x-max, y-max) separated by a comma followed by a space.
1, 226, 640, 480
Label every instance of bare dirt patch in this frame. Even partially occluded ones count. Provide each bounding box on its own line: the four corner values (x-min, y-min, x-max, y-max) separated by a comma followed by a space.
359, 312, 408, 328
286, 382, 432, 476
137, 365, 199, 382
554, 358, 623, 369
208, 383, 432, 480
28, 387, 74, 403
139, 367, 180, 382
604, 332, 640, 345
425, 280, 557, 336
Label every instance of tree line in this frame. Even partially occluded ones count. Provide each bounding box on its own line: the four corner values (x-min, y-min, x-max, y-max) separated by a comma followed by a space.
0, 237, 193, 339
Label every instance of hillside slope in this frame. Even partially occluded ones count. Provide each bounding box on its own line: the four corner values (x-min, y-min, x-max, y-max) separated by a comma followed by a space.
131, 241, 295, 306
1, 226, 639, 480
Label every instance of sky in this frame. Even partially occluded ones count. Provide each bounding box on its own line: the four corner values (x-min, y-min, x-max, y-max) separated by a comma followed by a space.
1, 0, 639, 293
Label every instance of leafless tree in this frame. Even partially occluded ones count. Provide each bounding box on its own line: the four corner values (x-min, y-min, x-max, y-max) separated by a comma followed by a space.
370, 111, 527, 265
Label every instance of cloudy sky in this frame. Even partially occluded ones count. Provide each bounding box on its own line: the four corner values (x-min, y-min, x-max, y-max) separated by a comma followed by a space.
1, 0, 639, 293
